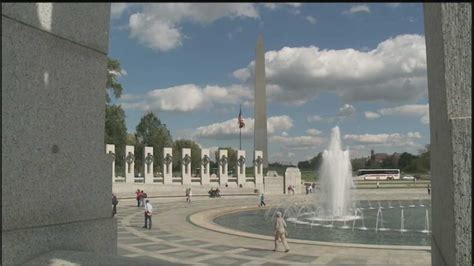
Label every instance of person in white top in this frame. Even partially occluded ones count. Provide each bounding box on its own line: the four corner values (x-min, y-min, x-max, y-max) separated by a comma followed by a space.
143, 199, 153, 229
273, 211, 290, 252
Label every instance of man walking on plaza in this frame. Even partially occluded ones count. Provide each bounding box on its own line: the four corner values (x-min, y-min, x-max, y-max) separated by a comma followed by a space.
143, 199, 153, 229
112, 193, 118, 217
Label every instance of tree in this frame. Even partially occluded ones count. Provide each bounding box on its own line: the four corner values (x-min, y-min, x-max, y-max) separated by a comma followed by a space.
398, 152, 417, 171
350, 158, 366, 172
172, 139, 201, 173
106, 58, 123, 104
214, 147, 238, 176
104, 57, 127, 176
105, 105, 127, 174
135, 112, 173, 174
381, 156, 395, 168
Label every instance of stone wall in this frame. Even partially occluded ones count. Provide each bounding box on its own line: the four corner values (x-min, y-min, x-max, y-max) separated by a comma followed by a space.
424, 3, 471, 266
2, 3, 116, 265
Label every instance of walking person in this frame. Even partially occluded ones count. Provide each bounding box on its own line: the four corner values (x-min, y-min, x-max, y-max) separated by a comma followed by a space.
140, 190, 147, 207
427, 184, 431, 195
273, 211, 290, 252
143, 199, 153, 229
186, 188, 192, 203
112, 193, 118, 217
135, 189, 141, 207
259, 192, 266, 207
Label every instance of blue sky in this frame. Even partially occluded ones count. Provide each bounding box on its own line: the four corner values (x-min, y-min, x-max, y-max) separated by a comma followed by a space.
108, 3, 429, 164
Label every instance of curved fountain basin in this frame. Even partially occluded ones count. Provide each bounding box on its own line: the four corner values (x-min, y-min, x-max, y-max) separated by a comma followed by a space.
213, 200, 431, 246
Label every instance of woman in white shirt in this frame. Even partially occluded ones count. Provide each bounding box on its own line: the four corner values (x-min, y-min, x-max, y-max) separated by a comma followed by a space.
273, 211, 290, 252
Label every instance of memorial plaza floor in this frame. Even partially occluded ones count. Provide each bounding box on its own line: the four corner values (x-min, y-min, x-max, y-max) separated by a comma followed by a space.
115, 189, 431, 265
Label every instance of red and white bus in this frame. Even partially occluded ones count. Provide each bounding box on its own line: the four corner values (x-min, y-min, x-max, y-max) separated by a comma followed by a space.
356, 169, 400, 180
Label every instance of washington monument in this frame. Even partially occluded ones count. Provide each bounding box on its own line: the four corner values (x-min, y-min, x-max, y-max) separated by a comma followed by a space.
254, 34, 268, 167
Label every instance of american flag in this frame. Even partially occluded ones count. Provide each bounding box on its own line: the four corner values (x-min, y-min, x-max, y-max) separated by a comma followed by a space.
238, 108, 245, 128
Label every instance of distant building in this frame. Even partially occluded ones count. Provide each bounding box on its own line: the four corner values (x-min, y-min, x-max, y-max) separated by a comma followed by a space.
367, 150, 400, 166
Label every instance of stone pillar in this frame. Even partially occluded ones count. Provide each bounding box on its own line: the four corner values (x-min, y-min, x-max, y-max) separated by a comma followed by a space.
200, 149, 210, 185
254, 150, 264, 185
125, 145, 135, 183
181, 148, 191, 185
106, 144, 115, 181
143, 146, 153, 184
424, 3, 471, 266
2, 3, 115, 264
237, 150, 246, 185
163, 147, 173, 184
285, 167, 301, 195
218, 149, 228, 185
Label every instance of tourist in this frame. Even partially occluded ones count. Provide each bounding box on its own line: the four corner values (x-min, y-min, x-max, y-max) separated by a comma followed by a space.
287, 185, 292, 195
112, 193, 118, 216
427, 184, 431, 195
259, 192, 266, 207
140, 190, 147, 207
143, 199, 153, 229
376, 181, 380, 189
292, 185, 296, 195
273, 211, 290, 252
135, 189, 141, 207
312, 182, 316, 192
186, 188, 192, 203
305, 184, 309, 195
216, 187, 221, 197
309, 185, 313, 194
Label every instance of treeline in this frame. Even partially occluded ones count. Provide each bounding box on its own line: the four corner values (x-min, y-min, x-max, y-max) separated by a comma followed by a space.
296, 146, 430, 174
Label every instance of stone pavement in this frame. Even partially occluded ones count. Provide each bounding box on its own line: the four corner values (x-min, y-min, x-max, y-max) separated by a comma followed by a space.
115, 191, 431, 265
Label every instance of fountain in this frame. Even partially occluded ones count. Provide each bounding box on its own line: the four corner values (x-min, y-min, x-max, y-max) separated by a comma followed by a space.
215, 126, 432, 246
318, 126, 354, 219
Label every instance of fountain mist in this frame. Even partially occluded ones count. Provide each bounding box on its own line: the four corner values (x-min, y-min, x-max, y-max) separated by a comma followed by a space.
318, 126, 354, 218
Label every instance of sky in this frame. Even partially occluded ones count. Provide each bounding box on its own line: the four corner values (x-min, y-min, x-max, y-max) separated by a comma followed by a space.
108, 3, 429, 164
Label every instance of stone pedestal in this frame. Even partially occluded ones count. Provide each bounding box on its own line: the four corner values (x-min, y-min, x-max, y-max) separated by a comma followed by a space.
254, 150, 264, 185
181, 148, 191, 185
237, 150, 246, 185
284, 167, 302, 194
163, 147, 173, 184
125, 145, 135, 183
143, 146, 153, 184
264, 172, 284, 194
2, 3, 116, 264
106, 144, 115, 181
424, 3, 472, 266
200, 149, 210, 185
218, 149, 228, 185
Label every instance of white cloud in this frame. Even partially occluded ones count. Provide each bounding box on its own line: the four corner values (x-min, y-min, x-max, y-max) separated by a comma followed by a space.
111, 3, 130, 19
233, 34, 427, 105
281, 131, 289, 136
270, 135, 325, 150
195, 115, 293, 139
337, 104, 356, 117
306, 128, 322, 136
307, 115, 323, 123
262, 3, 302, 10
343, 4, 371, 15
305, 16, 317, 24
344, 131, 422, 147
120, 84, 253, 112
365, 104, 430, 124
364, 111, 381, 119
126, 3, 259, 51
387, 3, 401, 8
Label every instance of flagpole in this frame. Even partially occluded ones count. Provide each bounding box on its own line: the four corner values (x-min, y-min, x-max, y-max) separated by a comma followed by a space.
239, 104, 242, 150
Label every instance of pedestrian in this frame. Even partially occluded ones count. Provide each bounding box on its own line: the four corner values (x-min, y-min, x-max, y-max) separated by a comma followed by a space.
376, 181, 380, 189
309, 185, 313, 194
143, 199, 153, 229
259, 192, 266, 207
186, 188, 192, 203
112, 193, 118, 216
305, 184, 309, 195
135, 189, 141, 207
287, 185, 292, 195
291, 185, 295, 195
140, 190, 147, 207
427, 184, 431, 195
273, 211, 290, 252
312, 182, 316, 192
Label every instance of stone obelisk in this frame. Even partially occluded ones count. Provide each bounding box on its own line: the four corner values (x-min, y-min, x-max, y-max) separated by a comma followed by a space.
254, 34, 268, 167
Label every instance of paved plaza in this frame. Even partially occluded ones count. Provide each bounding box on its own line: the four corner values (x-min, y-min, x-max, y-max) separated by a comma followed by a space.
115, 189, 431, 265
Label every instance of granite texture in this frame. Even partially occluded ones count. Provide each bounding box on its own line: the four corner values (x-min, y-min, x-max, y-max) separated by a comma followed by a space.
254, 35, 269, 168
1, 3, 110, 53
424, 3, 472, 266
181, 148, 191, 184
144, 146, 153, 183
2, 3, 115, 265
2, 217, 117, 265
264, 174, 284, 194
237, 150, 246, 185
2, 16, 112, 231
